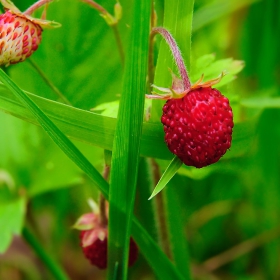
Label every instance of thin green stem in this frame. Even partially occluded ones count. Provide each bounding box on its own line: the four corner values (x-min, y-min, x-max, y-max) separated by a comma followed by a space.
24, 0, 55, 15
80, 0, 125, 65
111, 24, 125, 66
22, 226, 69, 280
80, 0, 108, 14
28, 59, 72, 106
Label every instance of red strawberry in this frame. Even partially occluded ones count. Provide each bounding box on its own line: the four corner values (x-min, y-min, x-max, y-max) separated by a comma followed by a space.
80, 231, 138, 269
0, 10, 42, 66
161, 87, 233, 168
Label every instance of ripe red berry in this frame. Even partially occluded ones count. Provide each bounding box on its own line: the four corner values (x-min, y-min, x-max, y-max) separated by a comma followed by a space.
161, 87, 233, 168
0, 11, 42, 66
80, 231, 138, 269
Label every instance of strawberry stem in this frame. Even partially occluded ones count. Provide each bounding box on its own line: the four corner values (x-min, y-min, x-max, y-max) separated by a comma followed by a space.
24, 0, 55, 15
80, 0, 108, 15
80, 0, 125, 66
151, 27, 191, 91
99, 164, 110, 226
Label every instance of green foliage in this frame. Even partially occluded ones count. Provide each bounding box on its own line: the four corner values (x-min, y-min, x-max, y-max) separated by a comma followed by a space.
0, 197, 25, 252
0, 0, 279, 279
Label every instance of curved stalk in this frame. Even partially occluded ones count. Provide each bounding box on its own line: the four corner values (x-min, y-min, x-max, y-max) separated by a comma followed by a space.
151, 27, 190, 91
24, 0, 55, 15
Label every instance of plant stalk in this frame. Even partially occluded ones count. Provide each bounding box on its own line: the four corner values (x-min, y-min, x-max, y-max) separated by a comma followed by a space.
151, 159, 172, 259
24, 0, 55, 15
22, 226, 69, 280
151, 27, 191, 91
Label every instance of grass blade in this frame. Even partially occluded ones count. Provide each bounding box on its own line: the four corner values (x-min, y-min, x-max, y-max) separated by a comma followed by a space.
149, 156, 183, 199
107, 1, 151, 278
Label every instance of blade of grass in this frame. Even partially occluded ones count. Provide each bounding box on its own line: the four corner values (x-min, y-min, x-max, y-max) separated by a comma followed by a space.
0, 85, 170, 159
149, 156, 183, 199
0, 69, 109, 196
107, 1, 151, 279
0, 84, 259, 161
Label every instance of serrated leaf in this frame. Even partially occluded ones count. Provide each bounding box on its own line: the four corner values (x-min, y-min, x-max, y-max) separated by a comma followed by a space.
149, 156, 183, 199
0, 197, 26, 253
191, 56, 244, 87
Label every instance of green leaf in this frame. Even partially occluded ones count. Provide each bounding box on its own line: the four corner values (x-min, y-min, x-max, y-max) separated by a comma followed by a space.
0, 84, 170, 160
0, 197, 26, 253
107, 1, 151, 278
149, 156, 183, 199
192, 0, 259, 32
191, 55, 245, 87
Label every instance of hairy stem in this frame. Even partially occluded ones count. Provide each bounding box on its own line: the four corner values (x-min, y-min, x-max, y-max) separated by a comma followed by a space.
151, 27, 191, 91
24, 0, 55, 15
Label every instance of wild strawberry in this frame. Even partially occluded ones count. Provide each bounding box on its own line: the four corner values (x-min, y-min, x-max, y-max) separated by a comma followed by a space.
0, 11, 42, 66
161, 87, 233, 168
0, 0, 60, 66
80, 230, 138, 269
74, 207, 138, 269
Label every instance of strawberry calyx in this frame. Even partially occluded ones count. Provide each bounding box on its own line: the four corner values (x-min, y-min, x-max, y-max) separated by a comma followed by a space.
146, 71, 226, 100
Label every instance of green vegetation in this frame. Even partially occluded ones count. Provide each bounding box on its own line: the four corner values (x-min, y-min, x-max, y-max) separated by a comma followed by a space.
0, 0, 279, 279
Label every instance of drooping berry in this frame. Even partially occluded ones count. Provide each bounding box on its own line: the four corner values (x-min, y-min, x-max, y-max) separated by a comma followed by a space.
80, 231, 138, 269
75, 211, 138, 269
0, 10, 42, 66
161, 87, 233, 168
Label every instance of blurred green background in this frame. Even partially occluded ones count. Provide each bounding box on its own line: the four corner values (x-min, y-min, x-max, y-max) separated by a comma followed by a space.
0, 0, 279, 279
